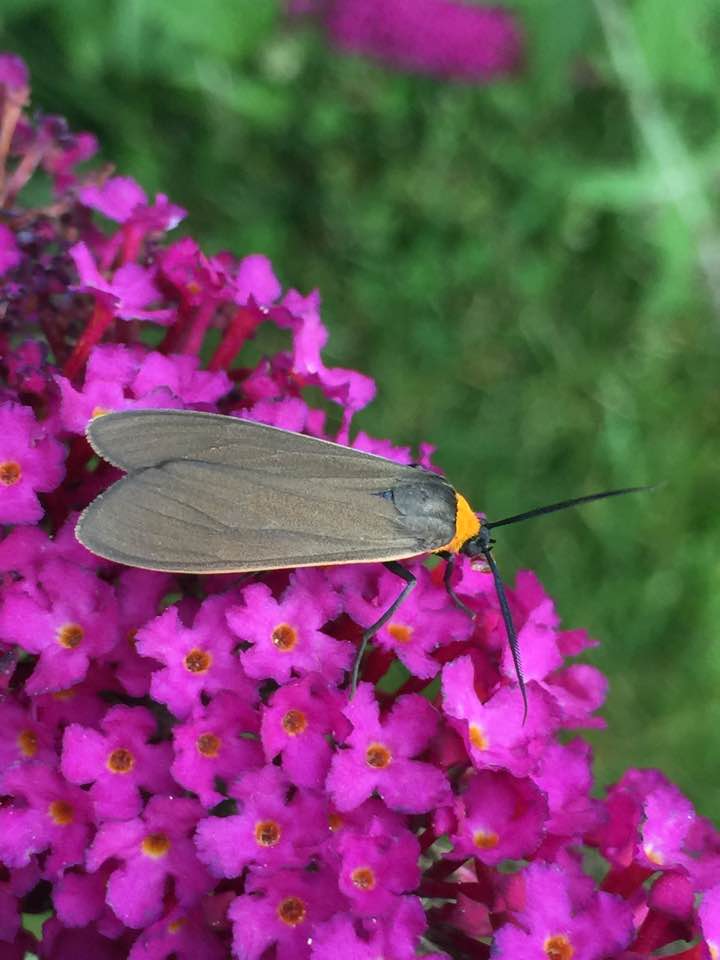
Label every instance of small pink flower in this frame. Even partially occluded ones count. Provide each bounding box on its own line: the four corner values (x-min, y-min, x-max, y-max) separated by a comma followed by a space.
0, 402, 65, 524
327, 684, 451, 813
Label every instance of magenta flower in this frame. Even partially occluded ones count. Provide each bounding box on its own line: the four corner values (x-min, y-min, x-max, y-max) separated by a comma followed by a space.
276, 288, 376, 436
112, 568, 174, 697
297, 0, 522, 83
351, 429, 436, 468
70, 241, 174, 323
86, 796, 213, 929
700, 884, 720, 958
531, 739, 603, 839
171, 690, 262, 807
52, 867, 116, 929
260, 673, 350, 788
227, 865, 345, 960
336, 818, 420, 917
136, 595, 249, 719
0, 402, 65, 524
345, 564, 472, 678
0, 557, 119, 693
309, 897, 429, 960
126, 906, 226, 960
492, 862, 634, 959
0, 223, 21, 276
61, 704, 175, 819
228, 576, 351, 684
55, 348, 181, 434
157, 237, 226, 308
450, 770, 547, 865
79, 175, 185, 232
0, 701, 57, 779
233, 253, 282, 305
326, 683, 451, 813
0, 764, 93, 878
37, 919, 124, 960
0, 52, 29, 90
195, 765, 328, 878
442, 655, 560, 777
130, 351, 231, 405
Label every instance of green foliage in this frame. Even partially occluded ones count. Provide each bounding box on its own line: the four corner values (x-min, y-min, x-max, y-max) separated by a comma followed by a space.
6, 0, 720, 816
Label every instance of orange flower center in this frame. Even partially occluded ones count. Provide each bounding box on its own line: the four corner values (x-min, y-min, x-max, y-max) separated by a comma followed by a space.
0, 461, 21, 485
388, 623, 413, 644
49, 800, 74, 825
272, 623, 298, 652
472, 829, 499, 849
643, 843, 664, 865
277, 896, 306, 926
142, 833, 171, 858
468, 722, 489, 750
281, 709, 307, 735
184, 648, 212, 673
351, 866, 376, 890
365, 742, 392, 769
18, 729, 38, 757
254, 820, 281, 847
544, 934, 574, 960
196, 732, 221, 757
57, 623, 84, 649
107, 748, 135, 774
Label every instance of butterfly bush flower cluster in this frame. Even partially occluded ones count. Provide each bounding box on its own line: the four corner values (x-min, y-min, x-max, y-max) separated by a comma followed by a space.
288, 0, 523, 82
1, 52, 719, 960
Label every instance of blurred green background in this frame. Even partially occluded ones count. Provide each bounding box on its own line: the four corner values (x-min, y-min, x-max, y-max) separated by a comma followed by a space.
5, 0, 720, 819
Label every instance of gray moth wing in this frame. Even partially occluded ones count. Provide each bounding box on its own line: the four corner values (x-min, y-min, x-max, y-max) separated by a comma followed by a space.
77, 410, 459, 573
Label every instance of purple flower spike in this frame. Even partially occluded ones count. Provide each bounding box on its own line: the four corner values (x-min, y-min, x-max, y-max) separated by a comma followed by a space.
306, 0, 522, 83
136, 595, 249, 719
327, 684, 451, 813
0, 402, 65, 524
3, 52, 719, 957
61, 704, 174, 819
86, 796, 212, 929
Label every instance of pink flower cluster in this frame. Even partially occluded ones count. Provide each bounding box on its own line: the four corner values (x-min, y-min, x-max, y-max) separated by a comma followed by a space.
1, 52, 719, 960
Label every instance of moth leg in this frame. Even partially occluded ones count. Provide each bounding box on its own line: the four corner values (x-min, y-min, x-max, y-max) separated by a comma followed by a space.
442, 553, 475, 618
350, 561, 416, 694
